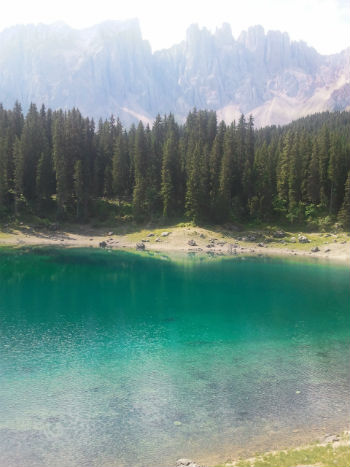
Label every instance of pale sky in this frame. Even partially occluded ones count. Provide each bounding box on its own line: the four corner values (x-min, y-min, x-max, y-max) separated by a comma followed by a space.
0, 0, 348, 54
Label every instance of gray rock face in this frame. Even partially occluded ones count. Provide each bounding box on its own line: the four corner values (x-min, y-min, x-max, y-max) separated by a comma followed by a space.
0, 21, 348, 127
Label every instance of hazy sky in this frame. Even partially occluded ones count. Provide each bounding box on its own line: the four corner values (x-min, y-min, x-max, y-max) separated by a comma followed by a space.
0, 0, 348, 54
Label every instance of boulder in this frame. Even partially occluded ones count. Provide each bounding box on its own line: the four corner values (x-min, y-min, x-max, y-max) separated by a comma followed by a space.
99, 241, 107, 248
147, 233, 155, 237
290, 237, 296, 243
257, 243, 264, 247
136, 242, 145, 250
107, 231, 114, 236
242, 235, 256, 242
323, 434, 340, 443
188, 239, 197, 246
48, 223, 59, 231
311, 246, 320, 252
161, 231, 170, 237
224, 223, 240, 231
176, 459, 202, 467
176, 460, 193, 466
273, 230, 286, 238
298, 235, 310, 243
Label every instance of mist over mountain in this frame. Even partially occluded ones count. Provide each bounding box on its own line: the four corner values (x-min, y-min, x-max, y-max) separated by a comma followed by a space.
0, 19, 348, 126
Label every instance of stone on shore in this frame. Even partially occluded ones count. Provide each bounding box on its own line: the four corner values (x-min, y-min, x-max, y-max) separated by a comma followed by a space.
136, 242, 145, 250
176, 459, 203, 467
161, 232, 170, 237
298, 235, 310, 243
273, 230, 286, 238
188, 239, 197, 246
99, 241, 107, 248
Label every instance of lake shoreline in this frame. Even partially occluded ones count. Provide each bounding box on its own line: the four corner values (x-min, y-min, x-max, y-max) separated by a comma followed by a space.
207, 430, 350, 467
0, 223, 349, 263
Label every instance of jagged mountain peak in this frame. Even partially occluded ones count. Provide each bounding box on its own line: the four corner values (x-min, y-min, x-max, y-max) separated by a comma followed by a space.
0, 20, 348, 127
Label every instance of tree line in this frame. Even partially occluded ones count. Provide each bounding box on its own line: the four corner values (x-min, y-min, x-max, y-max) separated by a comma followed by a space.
0, 102, 349, 228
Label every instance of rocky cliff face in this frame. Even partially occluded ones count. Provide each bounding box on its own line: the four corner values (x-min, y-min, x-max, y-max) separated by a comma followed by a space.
0, 20, 348, 126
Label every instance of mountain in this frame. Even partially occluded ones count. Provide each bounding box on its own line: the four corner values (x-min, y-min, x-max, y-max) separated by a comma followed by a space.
0, 20, 348, 126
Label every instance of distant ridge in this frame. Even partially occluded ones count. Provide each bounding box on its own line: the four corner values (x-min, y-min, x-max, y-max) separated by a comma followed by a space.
0, 20, 348, 126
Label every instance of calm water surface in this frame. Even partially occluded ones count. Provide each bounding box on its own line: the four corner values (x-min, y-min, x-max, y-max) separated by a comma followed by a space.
0, 248, 349, 467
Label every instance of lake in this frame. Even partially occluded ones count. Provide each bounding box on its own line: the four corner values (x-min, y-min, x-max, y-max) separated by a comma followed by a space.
0, 248, 349, 467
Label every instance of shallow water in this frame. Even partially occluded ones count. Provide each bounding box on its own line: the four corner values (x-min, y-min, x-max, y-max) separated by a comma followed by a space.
0, 248, 349, 467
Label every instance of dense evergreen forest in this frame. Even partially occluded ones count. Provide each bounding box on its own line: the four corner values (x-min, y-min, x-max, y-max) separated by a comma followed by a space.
0, 103, 349, 228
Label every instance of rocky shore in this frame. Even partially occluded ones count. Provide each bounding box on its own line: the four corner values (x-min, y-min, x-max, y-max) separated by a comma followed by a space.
0, 223, 349, 263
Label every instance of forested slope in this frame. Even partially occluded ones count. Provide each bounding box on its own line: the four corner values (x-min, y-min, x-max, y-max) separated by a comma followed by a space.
0, 103, 349, 228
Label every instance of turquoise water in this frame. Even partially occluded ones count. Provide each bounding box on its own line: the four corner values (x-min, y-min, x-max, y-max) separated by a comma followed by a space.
0, 248, 349, 467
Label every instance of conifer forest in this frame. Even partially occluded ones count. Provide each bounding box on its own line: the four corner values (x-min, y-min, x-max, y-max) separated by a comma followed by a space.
0, 103, 349, 228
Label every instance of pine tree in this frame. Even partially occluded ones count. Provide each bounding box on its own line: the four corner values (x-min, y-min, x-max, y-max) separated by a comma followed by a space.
242, 115, 255, 212
53, 111, 69, 218
13, 136, 24, 214
307, 138, 320, 204
0, 136, 9, 210
338, 171, 350, 229
161, 127, 179, 217
112, 130, 130, 199
36, 150, 54, 200
209, 121, 225, 221
133, 122, 149, 219
319, 125, 331, 207
328, 133, 346, 214
21, 103, 49, 201
219, 125, 235, 221
74, 160, 85, 220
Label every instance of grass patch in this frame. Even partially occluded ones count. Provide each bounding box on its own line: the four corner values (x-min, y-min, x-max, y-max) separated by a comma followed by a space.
216, 443, 350, 467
